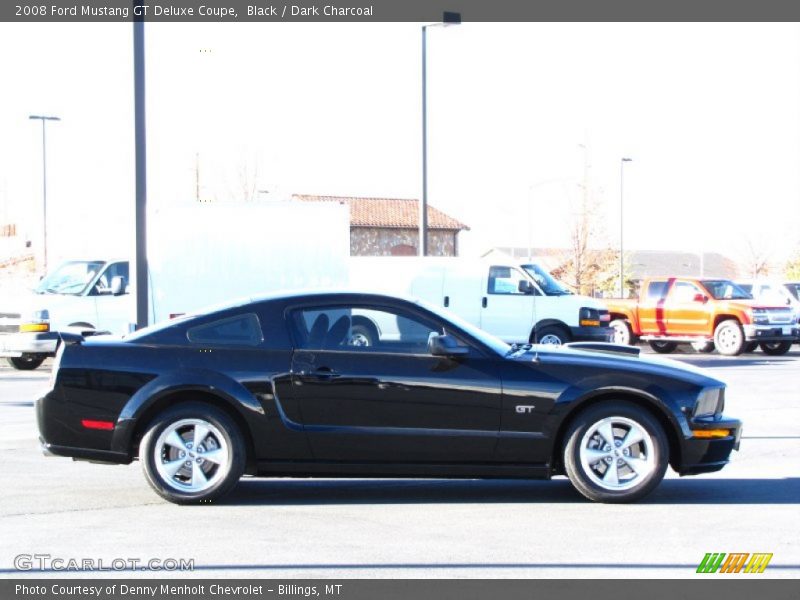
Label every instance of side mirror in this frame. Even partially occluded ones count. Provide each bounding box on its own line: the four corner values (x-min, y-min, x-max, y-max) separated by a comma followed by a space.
110, 276, 127, 296
693, 293, 708, 303
428, 334, 469, 357
518, 280, 535, 295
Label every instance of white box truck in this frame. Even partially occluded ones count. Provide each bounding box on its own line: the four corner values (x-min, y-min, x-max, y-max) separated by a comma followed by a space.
0, 202, 350, 369
348, 256, 612, 345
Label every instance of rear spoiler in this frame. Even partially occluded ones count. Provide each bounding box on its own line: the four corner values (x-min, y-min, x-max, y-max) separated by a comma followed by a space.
566, 342, 641, 357
57, 330, 112, 347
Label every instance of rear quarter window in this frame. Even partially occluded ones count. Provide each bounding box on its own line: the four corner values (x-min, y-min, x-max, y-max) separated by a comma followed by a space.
187, 313, 264, 346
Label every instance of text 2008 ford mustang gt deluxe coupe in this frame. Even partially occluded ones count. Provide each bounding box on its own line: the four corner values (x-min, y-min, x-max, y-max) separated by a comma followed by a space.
37, 292, 741, 504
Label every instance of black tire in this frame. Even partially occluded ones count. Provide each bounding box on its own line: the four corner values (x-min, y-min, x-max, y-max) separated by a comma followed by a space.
7, 355, 45, 370
610, 319, 637, 346
714, 319, 745, 356
648, 340, 677, 354
743, 342, 759, 353
140, 402, 246, 505
759, 341, 792, 356
348, 321, 377, 347
691, 340, 715, 354
563, 401, 669, 503
534, 325, 571, 346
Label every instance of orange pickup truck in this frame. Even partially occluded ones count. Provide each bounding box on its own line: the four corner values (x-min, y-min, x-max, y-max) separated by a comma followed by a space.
605, 277, 798, 356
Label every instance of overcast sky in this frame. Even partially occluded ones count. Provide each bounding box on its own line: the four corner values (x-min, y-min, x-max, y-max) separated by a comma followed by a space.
1, 22, 799, 265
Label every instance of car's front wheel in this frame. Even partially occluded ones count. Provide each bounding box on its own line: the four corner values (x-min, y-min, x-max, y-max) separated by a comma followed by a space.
563, 401, 668, 503
760, 341, 792, 356
7, 355, 45, 370
714, 319, 745, 356
534, 325, 571, 346
141, 402, 245, 504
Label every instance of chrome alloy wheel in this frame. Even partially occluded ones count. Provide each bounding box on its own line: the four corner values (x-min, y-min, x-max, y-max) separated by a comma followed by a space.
539, 334, 563, 345
153, 418, 230, 493
578, 416, 656, 491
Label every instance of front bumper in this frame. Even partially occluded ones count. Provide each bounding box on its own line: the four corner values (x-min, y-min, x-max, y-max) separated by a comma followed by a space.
678, 416, 742, 475
569, 325, 613, 343
0, 331, 58, 357
743, 324, 798, 343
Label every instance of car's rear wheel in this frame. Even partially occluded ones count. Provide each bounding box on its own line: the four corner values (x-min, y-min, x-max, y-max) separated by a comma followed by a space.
141, 402, 245, 504
648, 340, 677, 354
563, 401, 668, 503
743, 342, 759, 353
714, 319, 745, 356
348, 321, 377, 347
760, 341, 792, 356
610, 319, 637, 346
7, 355, 45, 370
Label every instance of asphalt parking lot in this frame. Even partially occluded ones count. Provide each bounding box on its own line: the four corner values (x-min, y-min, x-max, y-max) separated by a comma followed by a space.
1, 348, 798, 579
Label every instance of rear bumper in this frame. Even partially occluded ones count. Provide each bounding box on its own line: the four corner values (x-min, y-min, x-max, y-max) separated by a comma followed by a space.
743, 324, 798, 342
678, 416, 742, 476
40, 438, 131, 464
569, 325, 613, 343
0, 331, 58, 356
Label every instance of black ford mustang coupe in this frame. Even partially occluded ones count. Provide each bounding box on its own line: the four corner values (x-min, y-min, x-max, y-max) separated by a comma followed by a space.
38, 292, 741, 504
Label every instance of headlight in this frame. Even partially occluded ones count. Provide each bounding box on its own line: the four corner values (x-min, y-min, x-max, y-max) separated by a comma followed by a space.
579, 307, 601, 327
19, 309, 50, 333
750, 308, 769, 325
693, 388, 725, 418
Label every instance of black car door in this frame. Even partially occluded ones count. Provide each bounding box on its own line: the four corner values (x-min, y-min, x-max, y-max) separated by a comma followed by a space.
287, 301, 503, 463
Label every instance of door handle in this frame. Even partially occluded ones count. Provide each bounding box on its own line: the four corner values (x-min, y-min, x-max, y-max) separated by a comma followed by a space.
482, 297, 488, 308
311, 366, 340, 380
444, 295, 450, 307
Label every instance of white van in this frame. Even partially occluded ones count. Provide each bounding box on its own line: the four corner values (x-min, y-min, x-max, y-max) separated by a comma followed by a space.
348, 256, 612, 345
0, 259, 131, 370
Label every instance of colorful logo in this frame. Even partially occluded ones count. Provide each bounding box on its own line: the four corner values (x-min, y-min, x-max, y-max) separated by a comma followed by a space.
696, 553, 773, 574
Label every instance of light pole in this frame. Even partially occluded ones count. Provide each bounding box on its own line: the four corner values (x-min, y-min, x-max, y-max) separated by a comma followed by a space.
619, 157, 632, 297
420, 11, 460, 256
28, 114, 60, 273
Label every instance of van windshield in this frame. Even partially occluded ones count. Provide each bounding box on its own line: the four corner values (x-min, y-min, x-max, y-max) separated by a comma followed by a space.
35, 261, 105, 295
521, 264, 573, 296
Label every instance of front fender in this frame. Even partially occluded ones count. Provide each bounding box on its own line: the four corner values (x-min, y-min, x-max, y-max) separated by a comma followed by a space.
110, 368, 265, 455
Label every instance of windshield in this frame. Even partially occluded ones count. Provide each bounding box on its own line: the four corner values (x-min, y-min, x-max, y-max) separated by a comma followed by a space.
521, 263, 573, 296
415, 298, 511, 356
702, 279, 752, 300
34, 261, 105, 295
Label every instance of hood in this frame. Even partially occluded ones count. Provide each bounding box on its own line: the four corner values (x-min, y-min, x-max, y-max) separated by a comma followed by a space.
510, 343, 724, 388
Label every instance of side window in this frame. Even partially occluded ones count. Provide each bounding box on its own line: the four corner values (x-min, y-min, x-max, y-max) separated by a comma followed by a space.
487, 266, 530, 295
187, 313, 264, 346
646, 281, 669, 301
292, 305, 444, 355
671, 281, 702, 302
94, 262, 130, 295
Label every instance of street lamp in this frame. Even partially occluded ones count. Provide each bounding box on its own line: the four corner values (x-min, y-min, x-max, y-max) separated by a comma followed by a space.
619, 157, 632, 297
29, 115, 60, 273
420, 11, 460, 256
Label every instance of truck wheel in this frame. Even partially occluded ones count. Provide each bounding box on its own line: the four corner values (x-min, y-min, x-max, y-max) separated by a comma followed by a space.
743, 342, 759, 353
714, 319, 745, 356
610, 319, 637, 346
563, 401, 669, 503
760, 341, 792, 356
140, 402, 246, 505
534, 325, 571, 346
7, 355, 45, 370
348, 322, 377, 347
648, 341, 677, 354
690, 341, 715, 353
